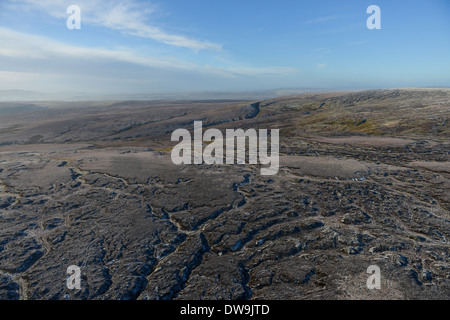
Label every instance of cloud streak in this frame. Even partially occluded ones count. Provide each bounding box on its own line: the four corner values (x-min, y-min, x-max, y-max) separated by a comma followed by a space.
0, 27, 298, 93
304, 15, 339, 24
0, 1, 300, 94
6, 0, 222, 51
0, 27, 296, 76
0, 27, 193, 69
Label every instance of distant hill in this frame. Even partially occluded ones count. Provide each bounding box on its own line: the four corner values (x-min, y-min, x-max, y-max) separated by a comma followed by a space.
0, 102, 47, 115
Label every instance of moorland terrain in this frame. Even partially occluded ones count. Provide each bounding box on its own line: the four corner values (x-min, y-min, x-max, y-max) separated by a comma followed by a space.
0, 89, 448, 300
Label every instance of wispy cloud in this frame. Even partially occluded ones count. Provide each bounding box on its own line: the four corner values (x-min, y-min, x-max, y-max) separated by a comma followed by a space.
0, 27, 297, 85
348, 40, 369, 46
317, 63, 328, 70
5, 0, 222, 51
204, 65, 299, 79
0, 27, 193, 69
325, 23, 360, 34
304, 15, 339, 24
312, 48, 332, 58
0, 71, 42, 82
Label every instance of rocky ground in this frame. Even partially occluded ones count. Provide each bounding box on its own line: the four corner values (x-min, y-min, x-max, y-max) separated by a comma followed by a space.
0, 89, 448, 300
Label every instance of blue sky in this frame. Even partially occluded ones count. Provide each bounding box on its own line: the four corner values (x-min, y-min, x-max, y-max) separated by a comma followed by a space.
0, 0, 449, 96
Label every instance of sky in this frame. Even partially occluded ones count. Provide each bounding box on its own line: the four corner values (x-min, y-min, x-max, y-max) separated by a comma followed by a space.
0, 0, 449, 96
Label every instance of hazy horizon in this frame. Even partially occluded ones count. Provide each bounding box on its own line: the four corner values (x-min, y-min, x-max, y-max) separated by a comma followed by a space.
2, 86, 450, 103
